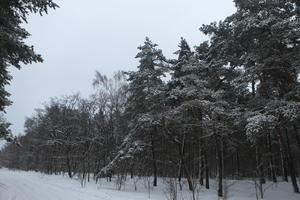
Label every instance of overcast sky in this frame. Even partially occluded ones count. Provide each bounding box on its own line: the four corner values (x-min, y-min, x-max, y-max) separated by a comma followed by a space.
5, 0, 236, 136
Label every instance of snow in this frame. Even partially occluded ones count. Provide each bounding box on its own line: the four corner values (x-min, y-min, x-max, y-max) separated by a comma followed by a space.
0, 168, 299, 200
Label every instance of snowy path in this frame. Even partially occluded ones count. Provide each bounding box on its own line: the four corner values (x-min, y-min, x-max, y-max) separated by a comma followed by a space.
0, 169, 163, 200
0, 170, 102, 200
0, 169, 299, 200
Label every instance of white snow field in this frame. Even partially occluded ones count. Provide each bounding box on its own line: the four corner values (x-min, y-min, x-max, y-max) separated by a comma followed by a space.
0, 168, 299, 200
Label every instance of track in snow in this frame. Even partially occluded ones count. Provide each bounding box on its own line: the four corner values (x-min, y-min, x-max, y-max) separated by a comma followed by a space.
0, 168, 299, 200
0, 169, 159, 200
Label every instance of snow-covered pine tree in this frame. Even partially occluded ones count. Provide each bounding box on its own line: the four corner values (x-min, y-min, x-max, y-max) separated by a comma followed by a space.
164, 38, 196, 191
0, 114, 13, 142
97, 38, 167, 186
164, 38, 243, 196
200, 0, 300, 193
0, 0, 58, 140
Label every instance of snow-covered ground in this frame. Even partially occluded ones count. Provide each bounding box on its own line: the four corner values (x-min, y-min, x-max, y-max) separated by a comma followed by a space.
0, 168, 299, 200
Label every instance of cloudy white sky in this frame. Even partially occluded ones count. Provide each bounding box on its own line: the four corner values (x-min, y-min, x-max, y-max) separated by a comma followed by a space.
5, 0, 236, 135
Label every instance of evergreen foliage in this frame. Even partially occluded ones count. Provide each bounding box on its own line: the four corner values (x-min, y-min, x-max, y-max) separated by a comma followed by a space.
0, 0, 58, 140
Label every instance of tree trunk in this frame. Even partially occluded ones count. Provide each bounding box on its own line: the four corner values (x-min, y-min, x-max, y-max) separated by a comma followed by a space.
177, 134, 194, 191
277, 129, 288, 182
150, 131, 158, 187
255, 145, 264, 199
199, 148, 204, 186
65, 147, 73, 178
198, 111, 204, 186
66, 154, 73, 178
236, 149, 240, 178
204, 150, 210, 189
255, 145, 265, 186
284, 127, 300, 193
252, 79, 256, 97
293, 125, 300, 153
178, 159, 183, 190
267, 132, 277, 183
214, 128, 223, 197
183, 160, 194, 191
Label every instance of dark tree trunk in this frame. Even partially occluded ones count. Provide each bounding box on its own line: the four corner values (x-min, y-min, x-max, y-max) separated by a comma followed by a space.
177, 135, 194, 191
204, 150, 210, 189
198, 112, 204, 186
284, 128, 300, 193
64, 146, 73, 178
199, 148, 204, 186
277, 129, 288, 182
214, 128, 223, 197
130, 162, 134, 179
236, 149, 240, 178
66, 154, 73, 178
178, 159, 183, 190
267, 132, 277, 183
150, 131, 158, 187
293, 125, 300, 153
255, 145, 264, 199
183, 160, 194, 191
252, 79, 256, 97
255, 145, 265, 186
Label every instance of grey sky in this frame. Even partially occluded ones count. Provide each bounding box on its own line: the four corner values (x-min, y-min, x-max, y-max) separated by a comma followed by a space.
5, 0, 236, 135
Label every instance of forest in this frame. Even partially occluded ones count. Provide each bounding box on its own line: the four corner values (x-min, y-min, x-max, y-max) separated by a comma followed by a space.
0, 0, 300, 199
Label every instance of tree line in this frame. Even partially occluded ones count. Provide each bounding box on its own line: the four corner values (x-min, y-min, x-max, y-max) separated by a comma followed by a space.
1, 0, 300, 198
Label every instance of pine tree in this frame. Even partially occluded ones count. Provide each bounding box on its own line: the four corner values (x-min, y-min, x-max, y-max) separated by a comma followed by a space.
200, 0, 300, 193
97, 38, 167, 186
165, 38, 243, 195
165, 38, 196, 191
0, 114, 13, 142
0, 0, 58, 140
125, 37, 167, 186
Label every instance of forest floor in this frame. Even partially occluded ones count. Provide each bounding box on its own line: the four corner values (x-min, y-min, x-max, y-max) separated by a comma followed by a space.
0, 168, 299, 200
